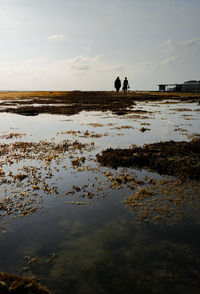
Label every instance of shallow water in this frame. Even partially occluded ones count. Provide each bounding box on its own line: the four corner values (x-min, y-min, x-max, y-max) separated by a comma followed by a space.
0, 100, 200, 294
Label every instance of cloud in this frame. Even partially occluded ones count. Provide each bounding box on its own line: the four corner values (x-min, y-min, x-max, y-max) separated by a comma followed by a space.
161, 37, 200, 52
132, 61, 156, 75
68, 55, 102, 71
0, 55, 104, 79
0, 54, 128, 90
71, 64, 90, 71
159, 55, 178, 65
98, 65, 125, 72
131, 55, 178, 78
48, 34, 67, 41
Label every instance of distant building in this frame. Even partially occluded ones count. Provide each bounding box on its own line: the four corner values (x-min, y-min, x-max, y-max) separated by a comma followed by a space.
158, 80, 200, 92
181, 80, 200, 92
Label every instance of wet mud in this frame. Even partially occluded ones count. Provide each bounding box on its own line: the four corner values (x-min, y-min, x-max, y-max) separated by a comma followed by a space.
96, 138, 200, 180
0, 271, 51, 294
0, 91, 199, 116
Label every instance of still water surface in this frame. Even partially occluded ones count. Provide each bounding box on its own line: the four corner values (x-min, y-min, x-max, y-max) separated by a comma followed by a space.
0, 100, 200, 294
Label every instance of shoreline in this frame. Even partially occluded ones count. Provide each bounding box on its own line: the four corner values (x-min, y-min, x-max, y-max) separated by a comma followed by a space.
0, 90, 200, 99
0, 91, 199, 116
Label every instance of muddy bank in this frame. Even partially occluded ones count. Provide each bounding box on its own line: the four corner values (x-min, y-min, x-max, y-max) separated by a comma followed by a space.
0, 91, 199, 116
0, 272, 51, 294
96, 139, 200, 180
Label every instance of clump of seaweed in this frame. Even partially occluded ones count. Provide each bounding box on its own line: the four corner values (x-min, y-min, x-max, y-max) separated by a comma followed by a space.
0, 271, 51, 294
96, 139, 200, 180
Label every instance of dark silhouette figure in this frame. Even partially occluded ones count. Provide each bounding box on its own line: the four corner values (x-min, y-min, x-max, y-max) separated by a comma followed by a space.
114, 77, 121, 93
122, 77, 130, 93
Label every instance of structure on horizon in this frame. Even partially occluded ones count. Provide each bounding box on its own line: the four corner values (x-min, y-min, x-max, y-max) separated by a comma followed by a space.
158, 80, 200, 92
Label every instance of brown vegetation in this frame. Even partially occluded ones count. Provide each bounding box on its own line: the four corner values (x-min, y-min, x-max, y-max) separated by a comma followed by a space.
96, 138, 200, 180
0, 91, 199, 116
0, 271, 51, 294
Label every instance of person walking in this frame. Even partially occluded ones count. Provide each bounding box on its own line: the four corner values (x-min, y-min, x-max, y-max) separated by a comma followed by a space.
114, 77, 121, 93
122, 77, 130, 93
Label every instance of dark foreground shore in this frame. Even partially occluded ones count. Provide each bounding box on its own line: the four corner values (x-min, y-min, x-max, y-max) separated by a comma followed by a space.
0, 91, 199, 116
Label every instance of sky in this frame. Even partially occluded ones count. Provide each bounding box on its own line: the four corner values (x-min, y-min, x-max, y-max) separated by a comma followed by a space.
0, 0, 200, 91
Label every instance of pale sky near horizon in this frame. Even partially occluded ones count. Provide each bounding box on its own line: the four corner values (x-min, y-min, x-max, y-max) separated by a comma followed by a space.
0, 0, 199, 91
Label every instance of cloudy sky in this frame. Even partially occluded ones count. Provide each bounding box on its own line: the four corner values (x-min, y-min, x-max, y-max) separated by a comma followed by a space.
0, 0, 199, 91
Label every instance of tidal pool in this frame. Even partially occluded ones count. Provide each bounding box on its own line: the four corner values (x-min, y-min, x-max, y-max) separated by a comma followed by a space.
0, 100, 200, 294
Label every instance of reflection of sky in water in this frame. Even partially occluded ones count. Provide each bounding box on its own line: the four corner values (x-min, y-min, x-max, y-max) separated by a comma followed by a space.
0, 101, 199, 147
0, 101, 200, 294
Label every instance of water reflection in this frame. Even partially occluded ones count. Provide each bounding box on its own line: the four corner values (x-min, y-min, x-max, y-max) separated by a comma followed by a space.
46, 218, 200, 294
1, 198, 200, 294
0, 100, 200, 293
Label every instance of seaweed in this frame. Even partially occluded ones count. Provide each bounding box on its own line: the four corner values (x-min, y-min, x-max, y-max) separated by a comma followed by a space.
96, 139, 200, 180
0, 271, 51, 294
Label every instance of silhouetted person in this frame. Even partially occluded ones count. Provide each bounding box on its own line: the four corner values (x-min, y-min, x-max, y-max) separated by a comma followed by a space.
123, 77, 130, 93
114, 77, 121, 93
